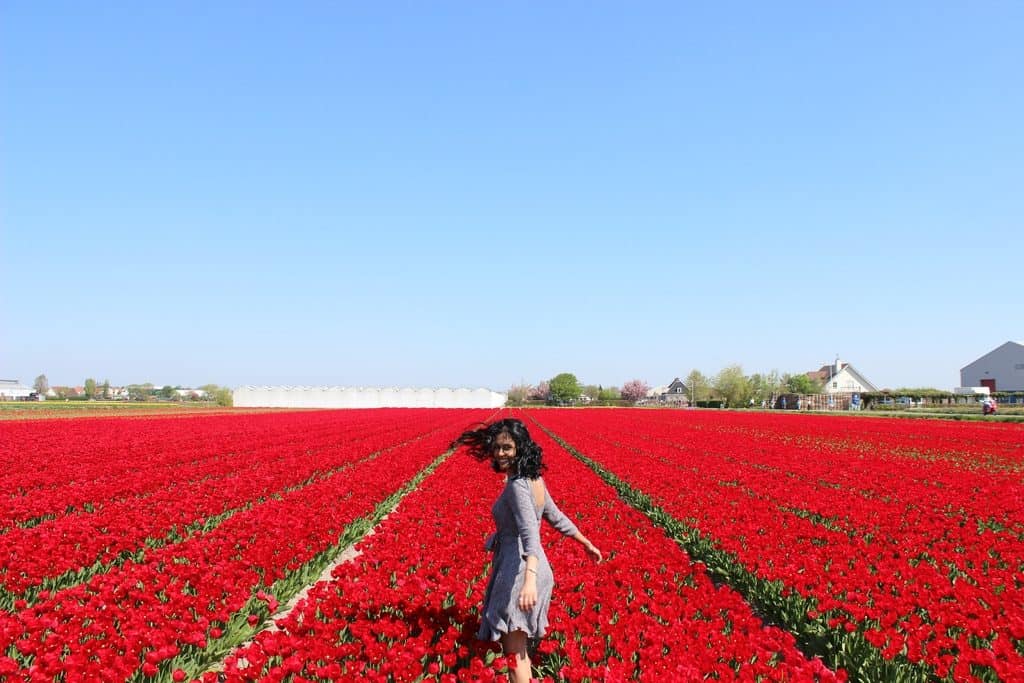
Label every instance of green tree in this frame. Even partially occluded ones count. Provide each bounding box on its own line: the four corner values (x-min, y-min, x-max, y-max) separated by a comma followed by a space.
33, 374, 49, 395
127, 384, 150, 401
748, 372, 783, 407
598, 386, 620, 401
582, 384, 601, 401
784, 373, 821, 394
548, 373, 581, 404
684, 369, 710, 404
159, 385, 176, 400
763, 370, 782, 400
212, 387, 233, 407
84, 378, 97, 400
713, 365, 750, 408
101, 379, 111, 399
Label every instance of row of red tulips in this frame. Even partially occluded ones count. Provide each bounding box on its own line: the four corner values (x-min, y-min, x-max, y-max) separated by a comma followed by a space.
210, 414, 843, 682
0, 411, 441, 529
0, 411, 455, 601
532, 409, 1024, 681
601, 409, 1024, 536
0, 410, 487, 682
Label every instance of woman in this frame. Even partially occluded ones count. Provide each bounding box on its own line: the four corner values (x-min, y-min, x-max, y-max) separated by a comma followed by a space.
453, 418, 602, 683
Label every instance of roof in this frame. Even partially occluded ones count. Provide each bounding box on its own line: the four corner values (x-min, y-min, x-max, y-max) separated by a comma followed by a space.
961, 341, 1024, 372
837, 364, 879, 392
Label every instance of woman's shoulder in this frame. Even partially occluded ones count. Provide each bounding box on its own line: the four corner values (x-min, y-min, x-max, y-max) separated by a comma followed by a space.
506, 476, 529, 489
506, 475, 540, 491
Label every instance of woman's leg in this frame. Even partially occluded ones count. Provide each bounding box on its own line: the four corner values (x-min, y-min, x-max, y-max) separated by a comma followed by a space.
500, 630, 531, 683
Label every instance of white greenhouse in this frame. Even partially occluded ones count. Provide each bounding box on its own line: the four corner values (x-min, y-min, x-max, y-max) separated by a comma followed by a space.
232, 386, 507, 409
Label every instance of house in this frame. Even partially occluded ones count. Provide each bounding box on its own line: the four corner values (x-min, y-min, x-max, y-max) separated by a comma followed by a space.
646, 384, 669, 399
0, 379, 34, 400
661, 377, 690, 405
806, 360, 878, 395
960, 341, 1024, 392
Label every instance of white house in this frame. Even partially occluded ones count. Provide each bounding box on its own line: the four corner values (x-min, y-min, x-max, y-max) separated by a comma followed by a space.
646, 384, 669, 399
960, 341, 1024, 392
808, 360, 878, 394
0, 379, 35, 400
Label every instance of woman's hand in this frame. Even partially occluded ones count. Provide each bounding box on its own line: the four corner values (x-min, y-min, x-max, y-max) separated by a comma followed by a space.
518, 574, 538, 611
583, 541, 603, 563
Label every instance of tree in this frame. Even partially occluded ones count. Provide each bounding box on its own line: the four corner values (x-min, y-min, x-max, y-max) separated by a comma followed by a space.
620, 379, 651, 404
684, 369, 710, 404
548, 373, 581, 404
212, 387, 233, 407
784, 373, 820, 395
127, 384, 152, 401
713, 365, 750, 408
506, 384, 532, 405
33, 374, 49, 395
529, 382, 550, 401
582, 385, 601, 401
159, 385, 176, 400
598, 386, 620, 401
84, 378, 97, 400
101, 379, 111, 400
746, 370, 784, 407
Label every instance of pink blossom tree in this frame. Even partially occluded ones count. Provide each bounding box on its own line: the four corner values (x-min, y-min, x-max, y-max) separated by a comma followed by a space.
620, 379, 651, 404
528, 381, 550, 401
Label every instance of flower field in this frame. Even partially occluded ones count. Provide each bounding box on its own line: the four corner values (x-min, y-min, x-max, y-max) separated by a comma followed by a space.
0, 409, 1021, 681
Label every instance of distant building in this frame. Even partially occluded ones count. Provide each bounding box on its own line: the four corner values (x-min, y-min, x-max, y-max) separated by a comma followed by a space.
233, 386, 507, 409
662, 377, 690, 405
0, 379, 34, 400
960, 341, 1024, 392
806, 360, 878, 394
646, 384, 669, 399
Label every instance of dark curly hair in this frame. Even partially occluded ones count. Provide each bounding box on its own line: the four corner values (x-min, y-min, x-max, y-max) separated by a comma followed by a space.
452, 417, 546, 479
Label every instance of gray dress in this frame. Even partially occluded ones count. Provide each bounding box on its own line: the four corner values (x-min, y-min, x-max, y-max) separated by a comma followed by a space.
478, 476, 579, 641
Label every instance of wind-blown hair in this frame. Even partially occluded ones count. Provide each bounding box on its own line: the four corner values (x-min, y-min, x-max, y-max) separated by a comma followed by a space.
452, 418, 546, 479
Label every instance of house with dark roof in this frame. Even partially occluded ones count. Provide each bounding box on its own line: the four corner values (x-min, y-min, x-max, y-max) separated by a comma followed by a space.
662, 377, 689, 405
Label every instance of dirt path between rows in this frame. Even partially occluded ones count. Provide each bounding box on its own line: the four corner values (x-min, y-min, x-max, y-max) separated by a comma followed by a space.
203, 505, 399, 675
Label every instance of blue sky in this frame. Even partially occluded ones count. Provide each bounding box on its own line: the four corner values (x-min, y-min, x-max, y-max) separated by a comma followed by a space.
2, 2, 1021, 391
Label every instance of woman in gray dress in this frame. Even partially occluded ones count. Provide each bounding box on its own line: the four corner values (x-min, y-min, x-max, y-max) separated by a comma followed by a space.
454, 418, 602, 683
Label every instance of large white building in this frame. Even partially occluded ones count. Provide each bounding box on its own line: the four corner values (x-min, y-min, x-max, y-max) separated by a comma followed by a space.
0, 379, 34, 400
233, 386, 507, 409
960, 341, 1024, 392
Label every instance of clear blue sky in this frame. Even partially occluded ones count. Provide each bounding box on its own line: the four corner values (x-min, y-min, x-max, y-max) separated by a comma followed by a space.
3, 2, 1021, 392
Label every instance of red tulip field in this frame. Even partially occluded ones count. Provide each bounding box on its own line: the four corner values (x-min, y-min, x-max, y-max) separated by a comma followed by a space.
0, 408, 1021, 682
